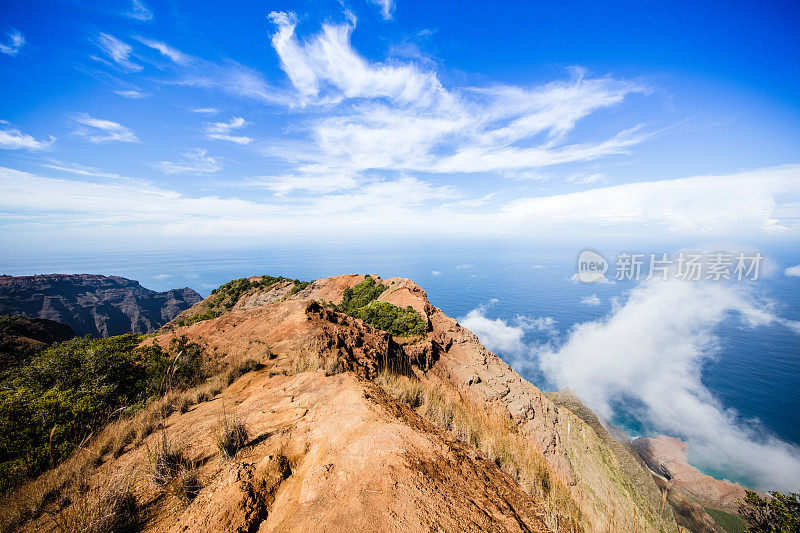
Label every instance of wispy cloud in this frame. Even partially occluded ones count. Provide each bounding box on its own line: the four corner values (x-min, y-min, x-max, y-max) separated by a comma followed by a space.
115, 89, 148, 98
203, 116, 252, 144
93, 33, 142, 72
249, 164, 359, 195
0, 121, 54, 150
370, 0, 395, 20
501, 165, 800, 236
191, 108, 218, 114
154, 148, 221, 174
0, 29, 24, 56
266, 13, 648, 178
127, 0, 153, 21
134, 36, 190, 65
41, 160, 124, 180
71, 113, 139, 143
786, 265, 800, 277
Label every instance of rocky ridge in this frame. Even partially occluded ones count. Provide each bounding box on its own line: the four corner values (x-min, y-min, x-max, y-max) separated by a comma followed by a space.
0, 274, 202, 337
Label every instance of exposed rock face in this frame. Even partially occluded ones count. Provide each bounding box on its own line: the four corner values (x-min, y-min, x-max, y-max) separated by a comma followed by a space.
633, 436, 749, 513
0, 314, 75, 371
144, 274, 676, 532
0, 274, 202, 337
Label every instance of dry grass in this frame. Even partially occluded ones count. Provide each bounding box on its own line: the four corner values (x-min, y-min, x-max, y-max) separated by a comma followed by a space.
214, 409, 249, 459
52, 472, 139, 533
290, 352, 321, 375
147, 433, 201, 504
376, 372, 584, 532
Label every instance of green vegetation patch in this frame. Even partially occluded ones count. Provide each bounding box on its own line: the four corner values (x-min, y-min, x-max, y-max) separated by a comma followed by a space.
0, 334, 205, 492
175, 275, 312, 327
737, 490, 800, 532
705, 506, 746, 533
336, 276, 426, 337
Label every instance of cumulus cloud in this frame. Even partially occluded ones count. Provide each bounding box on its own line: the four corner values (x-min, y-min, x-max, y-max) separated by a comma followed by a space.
0, 29, 24, 56
580, 294, 601, 306
460, 303, 558, 357
786, 265, 800, 277
537, 279, 800, 491
154, 149, 221, 174
0, 121, 54, 150
93, 33, 142, 72
71, 113, 139, 143
127, 0, 153, 21
203, 116, 252, 144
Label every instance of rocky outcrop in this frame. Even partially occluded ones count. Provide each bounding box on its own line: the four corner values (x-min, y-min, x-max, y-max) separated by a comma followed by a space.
633, 436, 750, 514
146, 274, 676, 532
0, 274, 202, 337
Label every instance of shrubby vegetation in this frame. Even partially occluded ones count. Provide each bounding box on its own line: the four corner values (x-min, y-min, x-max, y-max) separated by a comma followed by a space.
175, 275, 312, 327
0, 334, 205, 492
738, 490, 800, 532
336, 276, 426, 337
355, 301, 427, 337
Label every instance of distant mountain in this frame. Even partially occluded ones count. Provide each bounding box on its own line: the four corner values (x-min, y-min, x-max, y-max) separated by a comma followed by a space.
0, 274, 202, 337
0, 314, 75, 372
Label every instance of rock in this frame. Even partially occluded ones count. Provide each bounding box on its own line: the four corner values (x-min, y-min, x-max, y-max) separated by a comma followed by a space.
0, 274, 202, 337
632, 436, 751, 513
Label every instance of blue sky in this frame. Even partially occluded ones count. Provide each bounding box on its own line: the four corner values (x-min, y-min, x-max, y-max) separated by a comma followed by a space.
1, 0, 799, 250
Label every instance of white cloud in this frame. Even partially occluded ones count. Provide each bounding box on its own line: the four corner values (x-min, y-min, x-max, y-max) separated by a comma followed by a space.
266, 14, 647, 176
191, 108, 218, 114
127, 0, 153, 21
0, 166, 467, 240
71, 113, 139, 143
538, 278, 800, 491
460, 305, 558, 356
461, 309, 529, 356
501, 165, 800, 236
116, 89, 148, 98
154, 149, 221, 174
580, 294, 601, 306
134, 36, 190, 65
251, 164, 359, 195
203, 116, 252, 144
431, 270, 441, 276
41, 160, 124, 180
370, 0, 395, 20
567, 172, 605, 184
93, 33, 142, 72
0, 122, 54, 150
786, 265, 800, 277
0, 29, 24, 56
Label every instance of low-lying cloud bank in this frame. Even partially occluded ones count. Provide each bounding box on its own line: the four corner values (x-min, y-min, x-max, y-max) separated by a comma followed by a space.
461, 279, 800, 492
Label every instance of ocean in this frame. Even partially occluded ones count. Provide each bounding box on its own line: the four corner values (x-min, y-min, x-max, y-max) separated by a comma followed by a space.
3, 239, 799, 489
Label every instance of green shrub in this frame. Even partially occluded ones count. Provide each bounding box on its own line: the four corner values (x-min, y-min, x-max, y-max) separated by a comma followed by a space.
0, 334, 206, 492
178, 275, 312, 326
340, 276, 387, 314
336, 277, 427, 337
354, 301, 427, 337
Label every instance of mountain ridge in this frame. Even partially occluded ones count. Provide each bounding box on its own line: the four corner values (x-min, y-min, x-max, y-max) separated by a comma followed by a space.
0, 274, 202, 337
